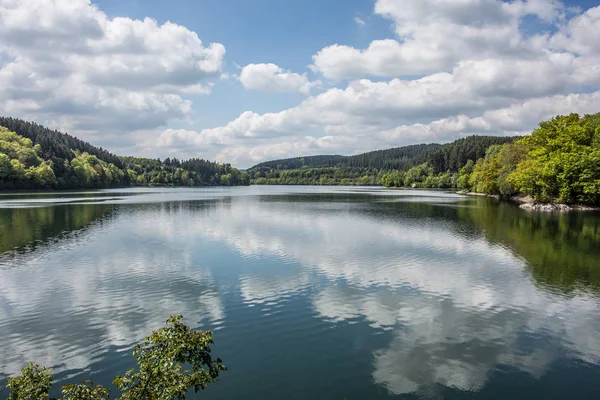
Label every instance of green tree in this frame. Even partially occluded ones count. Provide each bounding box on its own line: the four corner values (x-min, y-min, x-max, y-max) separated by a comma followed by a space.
61, 381, 110, 400
457, 160, 474, 190
5, 315, 225, 400
469, 145, 503, 195
6, 363, 53, 400
404, 163, 433, 188
0, 153, 11, 184
1, 120, 250, 190
509, 113, 600, 204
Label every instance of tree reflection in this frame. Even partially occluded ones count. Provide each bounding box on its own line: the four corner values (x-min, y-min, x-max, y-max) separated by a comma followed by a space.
0, 204, 115, 257
458, 200, 600, 294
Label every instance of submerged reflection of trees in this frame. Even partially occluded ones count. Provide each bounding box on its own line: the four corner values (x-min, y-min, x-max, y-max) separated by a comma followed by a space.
0, 204, 117, 261
370, 197, 600, 295
457, 199, 600, 295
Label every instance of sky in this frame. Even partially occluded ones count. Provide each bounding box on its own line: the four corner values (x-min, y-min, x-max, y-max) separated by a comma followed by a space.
1, 0, 599, 168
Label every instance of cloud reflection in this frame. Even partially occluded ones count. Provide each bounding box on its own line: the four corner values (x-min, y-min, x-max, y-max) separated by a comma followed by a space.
192, 196, 600, 395
0, 204, 225, 379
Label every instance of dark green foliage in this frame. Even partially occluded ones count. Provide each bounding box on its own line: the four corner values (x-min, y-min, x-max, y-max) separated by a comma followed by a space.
0, 118, 250, 190
4, 315, 225, 400
120, 157, 250, 187
249, 136, 515, 186
383, 112, 600, 202
252, 167, 382, 186
251, 155, 346, 170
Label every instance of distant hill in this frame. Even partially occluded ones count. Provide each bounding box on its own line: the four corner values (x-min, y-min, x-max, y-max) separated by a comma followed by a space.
247, 136, 517, 185
250, 136, 516, 173
0, 117, 250, 190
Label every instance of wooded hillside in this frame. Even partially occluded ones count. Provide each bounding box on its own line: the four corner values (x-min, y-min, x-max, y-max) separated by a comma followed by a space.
0, 118, 250, 190
248, 136, 516, 185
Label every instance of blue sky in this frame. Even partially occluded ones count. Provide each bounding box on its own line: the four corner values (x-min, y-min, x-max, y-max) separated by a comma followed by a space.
95, 0, 395, 124
1, 0, 599, 167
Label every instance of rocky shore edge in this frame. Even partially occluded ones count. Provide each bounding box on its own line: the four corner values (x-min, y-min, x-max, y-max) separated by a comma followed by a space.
456, 192, 600, 212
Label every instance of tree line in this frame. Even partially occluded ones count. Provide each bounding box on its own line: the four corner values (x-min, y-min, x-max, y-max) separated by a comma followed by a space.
249, 136, 515, 186
0, 118, 250, 190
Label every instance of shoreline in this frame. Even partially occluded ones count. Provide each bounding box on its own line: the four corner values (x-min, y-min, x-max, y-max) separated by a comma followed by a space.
457, 191, 600, 212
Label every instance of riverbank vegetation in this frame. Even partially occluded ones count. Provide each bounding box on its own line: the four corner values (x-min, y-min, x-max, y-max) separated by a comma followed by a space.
378, 113, 600, 206
455, 113, 600, 205
5, 315, 224, 399
0, 118, 250, 190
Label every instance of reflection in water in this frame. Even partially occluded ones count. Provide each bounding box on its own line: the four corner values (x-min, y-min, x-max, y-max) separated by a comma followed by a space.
459, 201, 600, 294
188, 192, 600, 396
0, 187, 599, 399
0, 204, 116, 258
0, 202, 225, 387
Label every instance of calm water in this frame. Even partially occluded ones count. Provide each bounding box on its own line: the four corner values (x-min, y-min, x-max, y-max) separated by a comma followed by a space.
1, 186, 600, 399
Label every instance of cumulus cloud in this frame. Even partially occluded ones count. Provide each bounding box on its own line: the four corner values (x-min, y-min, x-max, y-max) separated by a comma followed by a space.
157, 83, 600, 167
312, 0, 565, 79
549, 5, 600, 55
239, 63, 320, 95
0, 0, 225, 142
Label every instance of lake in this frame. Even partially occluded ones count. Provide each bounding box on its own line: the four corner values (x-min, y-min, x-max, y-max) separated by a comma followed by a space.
1, 186, 600, 399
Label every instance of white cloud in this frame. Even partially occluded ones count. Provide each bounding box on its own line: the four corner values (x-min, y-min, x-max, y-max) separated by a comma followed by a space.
239, 63, 320, 95
156, 63, 600, 166
0, 0, 225, 140
354, 17, 366, 26
163, 87, 598, 167
377, 90, 600, 144
312, 0, 565, 79
549, 6, 600, 55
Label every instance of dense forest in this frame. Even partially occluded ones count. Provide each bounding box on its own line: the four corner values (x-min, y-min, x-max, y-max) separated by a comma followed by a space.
0, 118, 250, 190
248, 136, 516, 185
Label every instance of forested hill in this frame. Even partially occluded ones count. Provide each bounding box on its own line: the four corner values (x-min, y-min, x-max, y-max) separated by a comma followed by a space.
248, 136, 516, 185
0, 117, 124, 168
250, 136, 515, 173
0, 117, 250, 190
251, 154, 347, 170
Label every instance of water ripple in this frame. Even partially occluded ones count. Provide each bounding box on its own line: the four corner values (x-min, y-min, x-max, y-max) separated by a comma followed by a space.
1, 187, 600, 399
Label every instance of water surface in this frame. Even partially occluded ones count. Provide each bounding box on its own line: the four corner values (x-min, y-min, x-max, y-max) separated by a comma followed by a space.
1, 186, 600, 399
